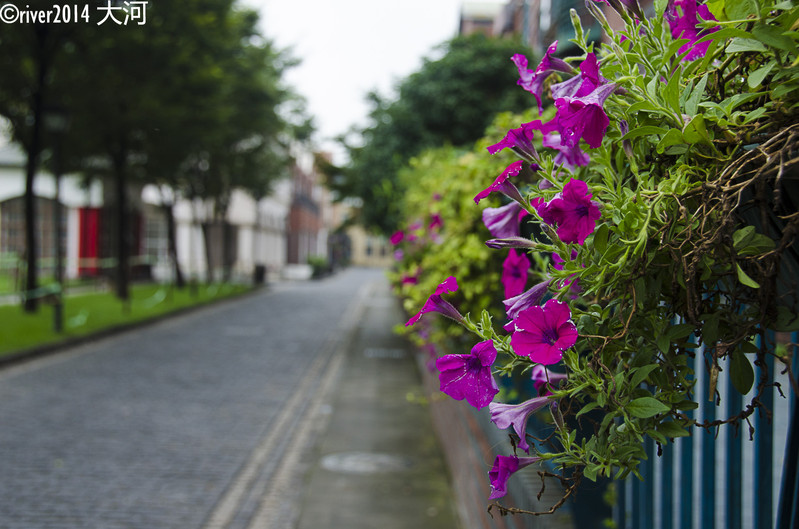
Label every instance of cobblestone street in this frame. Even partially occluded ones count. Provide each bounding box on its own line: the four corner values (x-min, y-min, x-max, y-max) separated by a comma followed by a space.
0, 268, 456, 529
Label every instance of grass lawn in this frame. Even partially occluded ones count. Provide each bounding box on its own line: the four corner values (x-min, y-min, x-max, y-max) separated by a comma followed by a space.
0, 282, 252, 358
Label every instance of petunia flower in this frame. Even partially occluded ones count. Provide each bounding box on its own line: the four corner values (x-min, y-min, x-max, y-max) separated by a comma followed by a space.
550, 53, 608, 101
474, 161, 527, 205
666, 0, 719, 62
429, 213, 443, 232
502, 249, 530, 299
488, 122, 540, 164
488, 455, 542, 500
489, 395, 552, 452
531, 364, 569, 396
503, 279, 552, 322
485, 237, 538, 250
511, 298, 578, 365
390, 230, 404, 245
406, 276, 465, 327
554, 82, 617, 149
436, 340, 500, 409
543, 179, 602, 245
512, 43, 574, 115
482, 202, 528, 239
542, 131, 591, 171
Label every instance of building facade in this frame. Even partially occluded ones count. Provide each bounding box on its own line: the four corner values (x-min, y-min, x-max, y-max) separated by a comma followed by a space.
0, 139, 338, 289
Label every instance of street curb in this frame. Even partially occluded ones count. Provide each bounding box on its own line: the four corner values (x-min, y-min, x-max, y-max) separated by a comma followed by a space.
0, 284, 266, 370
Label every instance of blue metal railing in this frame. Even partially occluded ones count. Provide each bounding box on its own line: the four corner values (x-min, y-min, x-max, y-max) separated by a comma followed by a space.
617, 332, 797, 529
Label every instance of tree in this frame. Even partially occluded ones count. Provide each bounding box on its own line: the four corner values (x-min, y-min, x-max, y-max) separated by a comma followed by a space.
0, 9, 74, 312
336, 34, 535, 234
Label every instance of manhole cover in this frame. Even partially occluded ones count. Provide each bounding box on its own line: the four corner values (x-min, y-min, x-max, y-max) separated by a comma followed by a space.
320, 452, 414, 474
363, 347, 405, 359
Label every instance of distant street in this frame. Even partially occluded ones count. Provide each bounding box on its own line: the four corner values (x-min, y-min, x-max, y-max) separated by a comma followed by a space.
0, 268, 383, 529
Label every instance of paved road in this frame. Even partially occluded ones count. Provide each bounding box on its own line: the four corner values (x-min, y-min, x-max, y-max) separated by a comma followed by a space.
0, 268, 384, 528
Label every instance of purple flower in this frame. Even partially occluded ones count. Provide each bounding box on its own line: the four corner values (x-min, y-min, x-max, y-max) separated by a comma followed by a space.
436, 340, 500, 409
429, 213, 443, 231
531, 365, 568, 396
554, 82, 617, 149
543, 179, 602, 245
550, 53, 608, 100
406, 276, 465, 327
511, 298, 578, 365
503, 279, 552, 322
542, 131, 591, 170
512, 43, 574, 115
474, 161, 527, 205
485, 237, 538, 250
502, 249, 530, 299
488, 122, 540, 164
482, 202, 527, 239
666, 0, 719, 61
390, 230, 404, 245
488, 455, 542, 500
489, 396, 552, 452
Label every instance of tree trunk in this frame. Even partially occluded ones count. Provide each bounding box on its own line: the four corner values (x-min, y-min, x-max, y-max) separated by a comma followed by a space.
22, 26, 51, 313
201, 221, 214, 284
112, 147, 129, 301
162, 202, 185, 288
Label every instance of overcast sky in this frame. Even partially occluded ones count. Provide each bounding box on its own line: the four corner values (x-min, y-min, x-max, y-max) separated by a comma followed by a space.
243, 0, 503, 162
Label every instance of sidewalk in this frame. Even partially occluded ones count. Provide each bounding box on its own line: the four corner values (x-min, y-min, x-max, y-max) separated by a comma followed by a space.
291, 275, 461, 529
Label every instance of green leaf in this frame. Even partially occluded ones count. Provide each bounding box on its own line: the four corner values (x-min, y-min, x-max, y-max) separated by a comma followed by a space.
622, 125, 669, 141
657, 420, 691, 438
682, 115, 710, 145
736, 263, 761, 288
656, 129, 686, 154
733, 226, 756, 248
686, 74, 709, 115
752, 25, 798, 53
626, 397, 671, 418
666, 323, 696, 340
727, 37, 768, 53
583, 465, 598, 482
743, 106, 769, 124
730, 348, 755, 395
656, 335, 671, 354
593, 223, 609, 254
630, 365, 659, 389
726, 0, 758, 20
748, 61, 777, 88
577, 401, 601, 418
675, 400, 699, 411
664, 67, 683, 114
706, 0, 726, 20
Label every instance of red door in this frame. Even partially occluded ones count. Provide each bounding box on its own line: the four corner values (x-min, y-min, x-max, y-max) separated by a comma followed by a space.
78, 207, 100, 277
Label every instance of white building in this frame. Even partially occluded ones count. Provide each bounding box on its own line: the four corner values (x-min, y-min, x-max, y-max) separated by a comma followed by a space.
0, 139, 336, 287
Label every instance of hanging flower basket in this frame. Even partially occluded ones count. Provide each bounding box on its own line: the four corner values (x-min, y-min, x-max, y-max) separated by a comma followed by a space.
395, 0, 799, 516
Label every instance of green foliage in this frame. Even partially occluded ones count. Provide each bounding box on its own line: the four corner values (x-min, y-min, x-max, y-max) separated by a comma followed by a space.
393, 0, 799, 510
339, 34, 535, 234
389, 112, 544, 350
